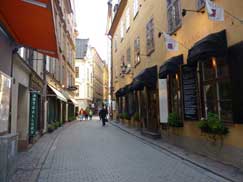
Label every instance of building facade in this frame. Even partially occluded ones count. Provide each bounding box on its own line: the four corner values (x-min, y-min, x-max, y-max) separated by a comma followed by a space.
92, 48, 105, 109
75, 39, 93, 110
108, 0, 243, 169
103, 63, 109, 105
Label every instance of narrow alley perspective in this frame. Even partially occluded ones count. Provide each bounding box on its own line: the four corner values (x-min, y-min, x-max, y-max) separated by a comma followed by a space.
1, 0, 243, 182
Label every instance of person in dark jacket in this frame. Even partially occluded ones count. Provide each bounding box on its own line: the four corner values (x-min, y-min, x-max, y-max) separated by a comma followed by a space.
99, 106, 108, 126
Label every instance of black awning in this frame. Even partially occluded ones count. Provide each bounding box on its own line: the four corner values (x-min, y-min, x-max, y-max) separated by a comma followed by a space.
131, 79, 144, 91
188, 30, 227, 65
133, 65, 158, 90
159, 55, 183, 79
115, 84, 132, 97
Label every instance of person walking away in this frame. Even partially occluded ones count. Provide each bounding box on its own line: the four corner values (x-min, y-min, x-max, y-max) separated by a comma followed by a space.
99, 106, 108, 126
79, 108, 84, 121
89, 109, 93, 120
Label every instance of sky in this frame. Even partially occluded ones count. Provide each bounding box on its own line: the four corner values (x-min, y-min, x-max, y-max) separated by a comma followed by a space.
75, 0, 108, 61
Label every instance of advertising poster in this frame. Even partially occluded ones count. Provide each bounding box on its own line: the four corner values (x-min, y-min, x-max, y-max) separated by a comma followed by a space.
0, 71, 11, 133
158, 79, 168, 123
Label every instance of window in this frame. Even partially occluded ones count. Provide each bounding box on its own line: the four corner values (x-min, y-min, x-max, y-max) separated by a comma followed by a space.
167, 0, 182, 34
126, 8, 130, 30
114, 38, 118, 52
200, 58, 232, 122
133, 0, 139, 17
168, 74, 181, 115
146, 18, 155, 55
126, 48, 131, 65
196, 0, 205, 10
134, 36, 140, 64
76, 85, 79, 97
75, 67, 79, 78
120, 20, 124, 40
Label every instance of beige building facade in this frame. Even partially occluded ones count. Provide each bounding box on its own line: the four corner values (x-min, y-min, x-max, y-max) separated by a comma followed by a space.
108, 0, 243, 169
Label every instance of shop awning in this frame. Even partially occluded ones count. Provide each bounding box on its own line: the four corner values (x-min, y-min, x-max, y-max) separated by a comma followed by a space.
159, 55, 183, 79
70, 98, 78, 106
48, 85, 67, 102
188, 30, 227, 65
115, 84, 132, 97
0, 0, 58, 58
133, 65, 158, 90
130, 79, 144, 91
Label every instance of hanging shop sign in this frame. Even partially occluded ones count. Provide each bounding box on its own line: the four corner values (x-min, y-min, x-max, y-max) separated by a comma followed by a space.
0, 71, 11, 133
29, 92, 38, 137
181, 65, 198, 120
158, 79, 168, 123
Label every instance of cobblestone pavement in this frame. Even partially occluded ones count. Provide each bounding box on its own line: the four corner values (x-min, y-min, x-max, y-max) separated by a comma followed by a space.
10, 119, 239, 182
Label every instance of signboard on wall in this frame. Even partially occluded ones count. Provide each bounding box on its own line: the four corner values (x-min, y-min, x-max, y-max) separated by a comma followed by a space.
29, 92, 38, 137
158, 79, 168, 123
0, 71, 11, 133
112, 101, 116, 111
181, 65, 198, 120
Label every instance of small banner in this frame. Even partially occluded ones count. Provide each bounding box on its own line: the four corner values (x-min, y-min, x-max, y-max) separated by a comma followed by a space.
163, 33, 179, 51
29, 92, 38, 137
206, 0, 224, 21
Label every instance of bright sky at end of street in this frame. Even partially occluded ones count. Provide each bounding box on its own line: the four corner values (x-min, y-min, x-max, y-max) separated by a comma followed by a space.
75, 0, 108, 62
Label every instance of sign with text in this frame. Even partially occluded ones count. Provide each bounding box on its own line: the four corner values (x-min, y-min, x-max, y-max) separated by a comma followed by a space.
182, 65, 198, 120
0, 71, 11, 133
158, 79, 168, 123
29, 92, 38, 137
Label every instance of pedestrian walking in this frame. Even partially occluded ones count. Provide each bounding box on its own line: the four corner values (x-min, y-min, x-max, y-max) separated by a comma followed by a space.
99, 106, 108, 126
79, 108, 84, 121
89, 109, 93, 120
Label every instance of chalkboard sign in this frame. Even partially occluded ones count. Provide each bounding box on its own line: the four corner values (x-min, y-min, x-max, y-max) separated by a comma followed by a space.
182, 65, 198, 120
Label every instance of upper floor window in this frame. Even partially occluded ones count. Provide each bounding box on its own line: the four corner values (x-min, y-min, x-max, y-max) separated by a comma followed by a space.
134, 36, 140, 64
126, 8, 130, 31
75, 67, 79, 78
126, 48, 131, 65
120, 20, 124, 40
133, 0, 139, 17
114, 38, 118, 52
167, 0, 182, 34
196, 0, 205, 10
146, 18, 155, 56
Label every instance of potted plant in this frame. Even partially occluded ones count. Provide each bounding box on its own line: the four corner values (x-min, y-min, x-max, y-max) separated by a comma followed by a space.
168, 112, 183, 127
198, 113, 229, 142
123, 112, 130, 125
132, 112, 140, 128
47, 124, 55, 133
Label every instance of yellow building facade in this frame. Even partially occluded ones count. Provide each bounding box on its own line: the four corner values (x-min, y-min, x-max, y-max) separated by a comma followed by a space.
108, 0, 243, 169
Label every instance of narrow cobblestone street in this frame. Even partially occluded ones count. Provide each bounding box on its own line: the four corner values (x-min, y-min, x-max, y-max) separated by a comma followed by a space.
11, 118, 236, 182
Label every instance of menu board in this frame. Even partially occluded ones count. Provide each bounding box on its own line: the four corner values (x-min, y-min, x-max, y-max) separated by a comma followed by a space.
29, 92, 38, 137
182, 65, 198, 120
158, 79, 168, 123
0, 71, 11, 133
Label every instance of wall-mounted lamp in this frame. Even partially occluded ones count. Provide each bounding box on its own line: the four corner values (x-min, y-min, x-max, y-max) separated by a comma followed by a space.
182, 9, 205, 17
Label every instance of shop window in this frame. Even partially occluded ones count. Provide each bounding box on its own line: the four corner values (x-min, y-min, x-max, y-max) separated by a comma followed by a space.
146, 18, 155, 56
167, 0, 182, 34
169, 74, 181, 115
200, 58, 232, 122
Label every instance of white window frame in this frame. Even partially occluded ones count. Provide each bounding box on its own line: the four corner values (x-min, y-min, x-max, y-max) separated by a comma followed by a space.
133, 0, 139, 17
196, 0, 205, 10
126, 8, 130, 31
146, 18, 155, 56
120, 20, 124, 40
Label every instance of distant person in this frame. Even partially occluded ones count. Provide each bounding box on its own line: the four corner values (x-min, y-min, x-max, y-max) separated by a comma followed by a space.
85, 107, 89, 120
79, 108, 84, 121
99, 106, 108, 126
89, 109, 93, 120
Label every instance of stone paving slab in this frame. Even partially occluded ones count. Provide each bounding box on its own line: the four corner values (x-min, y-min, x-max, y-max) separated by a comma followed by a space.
110, 120, 243, 182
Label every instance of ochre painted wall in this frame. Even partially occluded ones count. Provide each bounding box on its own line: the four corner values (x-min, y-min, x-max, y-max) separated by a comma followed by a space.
111, 0, 243, 148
